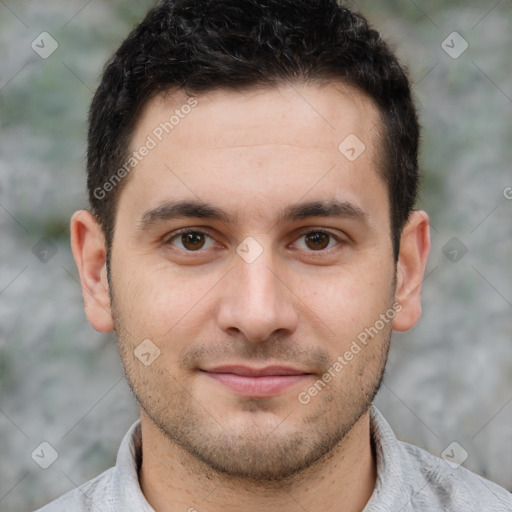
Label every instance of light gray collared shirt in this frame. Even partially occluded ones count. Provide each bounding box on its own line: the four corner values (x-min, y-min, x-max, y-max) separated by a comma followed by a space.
35, 406, 512, 511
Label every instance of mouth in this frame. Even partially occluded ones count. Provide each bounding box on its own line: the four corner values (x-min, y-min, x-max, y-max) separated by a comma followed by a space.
199, 365, 313, 398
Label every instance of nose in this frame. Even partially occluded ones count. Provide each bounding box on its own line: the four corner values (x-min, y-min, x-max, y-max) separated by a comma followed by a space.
217, 246, 299, 343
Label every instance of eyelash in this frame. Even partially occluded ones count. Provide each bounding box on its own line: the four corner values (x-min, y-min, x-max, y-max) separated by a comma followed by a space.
164, 227, 345, 254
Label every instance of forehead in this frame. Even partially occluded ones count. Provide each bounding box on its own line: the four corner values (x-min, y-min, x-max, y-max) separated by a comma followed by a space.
141, 83, 382, 156
118, 83, 387, 228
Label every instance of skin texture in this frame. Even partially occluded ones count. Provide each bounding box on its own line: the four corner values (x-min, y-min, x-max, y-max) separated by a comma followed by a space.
71, 83, 430, 512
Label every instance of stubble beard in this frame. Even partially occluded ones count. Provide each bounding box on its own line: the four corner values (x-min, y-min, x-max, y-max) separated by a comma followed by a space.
108, 274, 392, 484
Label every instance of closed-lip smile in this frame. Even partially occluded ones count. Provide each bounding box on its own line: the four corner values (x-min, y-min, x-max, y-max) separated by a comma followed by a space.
200, 365, 312, 397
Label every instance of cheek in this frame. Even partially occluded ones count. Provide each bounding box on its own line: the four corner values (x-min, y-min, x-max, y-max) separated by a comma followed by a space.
119, 266, 220, 342
296, 265, 394, 338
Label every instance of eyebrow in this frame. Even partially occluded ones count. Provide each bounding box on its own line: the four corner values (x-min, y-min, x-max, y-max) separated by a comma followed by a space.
137, 198, 368, 231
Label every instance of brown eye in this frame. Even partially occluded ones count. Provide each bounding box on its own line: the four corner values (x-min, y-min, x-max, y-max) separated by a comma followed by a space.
166, 230, 215, 251
181, 232, 206, 250
304, 231, 331, 250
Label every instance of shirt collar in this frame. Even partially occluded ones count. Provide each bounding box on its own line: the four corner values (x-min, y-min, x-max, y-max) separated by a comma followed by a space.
363, 405, 409, 511
112, 419, 155, 511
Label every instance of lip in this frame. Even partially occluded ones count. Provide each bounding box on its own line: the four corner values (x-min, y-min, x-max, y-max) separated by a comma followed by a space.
200, 365, 312, 397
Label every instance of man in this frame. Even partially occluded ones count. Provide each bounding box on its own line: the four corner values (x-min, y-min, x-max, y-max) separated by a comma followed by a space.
37, 0, 512, 510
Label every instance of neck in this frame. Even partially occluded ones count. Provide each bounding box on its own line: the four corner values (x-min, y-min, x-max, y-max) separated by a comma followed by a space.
139, 409, 377, 512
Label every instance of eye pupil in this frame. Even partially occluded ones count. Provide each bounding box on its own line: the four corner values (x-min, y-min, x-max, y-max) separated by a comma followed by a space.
182, 232, 205, 250
305, 232, 329, 250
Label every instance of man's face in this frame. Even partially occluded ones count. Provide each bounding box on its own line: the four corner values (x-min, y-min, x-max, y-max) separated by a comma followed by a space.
108, 84, 396, 480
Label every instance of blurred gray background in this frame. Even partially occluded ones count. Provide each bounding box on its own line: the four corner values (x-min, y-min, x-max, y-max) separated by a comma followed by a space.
0, 0, 511, 510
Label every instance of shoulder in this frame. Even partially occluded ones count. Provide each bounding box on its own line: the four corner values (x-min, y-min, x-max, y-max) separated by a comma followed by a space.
33, 467, 116, 512
368, 406, 512, 511
398, 440, 512, 511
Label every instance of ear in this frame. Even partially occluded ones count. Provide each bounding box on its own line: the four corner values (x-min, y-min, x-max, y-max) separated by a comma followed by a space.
70, 210, 114, 332
392, 210, 431, 332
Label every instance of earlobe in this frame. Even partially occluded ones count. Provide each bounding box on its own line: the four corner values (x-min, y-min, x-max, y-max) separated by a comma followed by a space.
70, 210, 114, 333
391, 210, 431, 332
